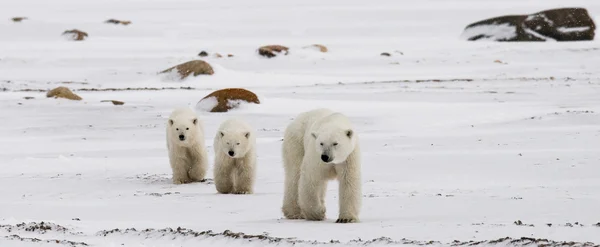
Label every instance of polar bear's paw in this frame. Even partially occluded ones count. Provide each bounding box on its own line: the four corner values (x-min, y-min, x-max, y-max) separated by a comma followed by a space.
335, 217, 358, 223
302, 208, 326, 221
233, 190, 252, 195
173, 178, 192, 184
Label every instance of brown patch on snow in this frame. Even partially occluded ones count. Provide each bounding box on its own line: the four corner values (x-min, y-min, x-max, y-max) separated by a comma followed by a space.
198, 88, 260, 112
62, 29, 88, 41
258, 45, 289, 58
46, 87, 82, 100
160, 60, 214, 80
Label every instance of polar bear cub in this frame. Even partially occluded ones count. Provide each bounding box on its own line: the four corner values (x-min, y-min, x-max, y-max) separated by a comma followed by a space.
213, 118, 257, 194
166, 108, 209, 184
281, 108, 362, 223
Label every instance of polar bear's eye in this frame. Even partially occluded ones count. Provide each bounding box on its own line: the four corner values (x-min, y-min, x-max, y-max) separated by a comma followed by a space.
320, 142, 324, 146
333, 142, 338, 146
186, 128, 189, 130
236, 143, 240, 145
176, 128, 179, 131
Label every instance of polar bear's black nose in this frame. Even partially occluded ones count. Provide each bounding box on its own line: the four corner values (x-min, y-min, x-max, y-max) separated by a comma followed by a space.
178, 135, 185, 141
228, 151, 235, 157
321, 154, 331, 162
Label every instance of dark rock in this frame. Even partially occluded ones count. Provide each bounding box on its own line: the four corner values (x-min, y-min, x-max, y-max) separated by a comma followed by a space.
198, 51, 209, 57
462, 8, 595, 42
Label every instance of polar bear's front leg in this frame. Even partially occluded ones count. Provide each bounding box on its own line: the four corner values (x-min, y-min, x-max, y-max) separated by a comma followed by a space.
282, 145, 303, 219
188, 147, 208, 182
214, 155, 235, 194
335, 151, 362, 223
233, 153, 256, 194
298, 168, 327, 221
170, 155, 191, 184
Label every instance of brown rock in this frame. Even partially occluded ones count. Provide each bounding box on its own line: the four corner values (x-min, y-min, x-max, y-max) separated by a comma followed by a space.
46, 87, 82, 100
160, 60, 214, 80
462, 8, 595, 42
62, 29, 88, 41
258, 45, 289, 58
227, 54, 234, 57
198, 51, 209, 57
101, 100, 125, 105
105, 19, 131, 25
12, 17, 27, 22
214, 53, 223, 58
303, 44, 328, 52
197, 88, 260, 112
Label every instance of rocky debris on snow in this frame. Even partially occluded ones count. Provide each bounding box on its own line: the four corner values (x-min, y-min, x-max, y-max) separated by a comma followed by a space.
105, 19, 131, 25
198, 51, 209, 57
160, 60, 214, 80
46, 87, 82, 100
214, 53, 223, 58
514, 220, 534, 227
93, 227, 600, 247
258, 45, 289, 58
197, 88, 260, 113
380, 52, 391, 56
0, 222, 70, 234
62, 29, 88, 41
303, 44, 328, 52
3, 235, 89, 246
23, 96, 35, 100
101, 100, 125, 105
227, 54, 234, 57
462, 8, 595, 42
11, 17, 27, 22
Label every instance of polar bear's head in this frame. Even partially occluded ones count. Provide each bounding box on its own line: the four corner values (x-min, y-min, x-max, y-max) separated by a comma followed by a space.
217, 131, 251, 158
168, 116, 198, 146
311, 128, 356, 164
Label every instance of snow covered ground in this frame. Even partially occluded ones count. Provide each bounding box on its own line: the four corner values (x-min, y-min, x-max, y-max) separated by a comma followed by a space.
1, 0, 600, 246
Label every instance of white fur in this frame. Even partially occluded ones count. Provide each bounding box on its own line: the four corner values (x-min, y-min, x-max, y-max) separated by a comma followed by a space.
213, 118, 257, 194
281, 108, 362, 223
166, 108, 208, 184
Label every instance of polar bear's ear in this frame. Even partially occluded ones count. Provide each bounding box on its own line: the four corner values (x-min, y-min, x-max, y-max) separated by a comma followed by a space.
169, 119, 174, 126
244, 132, 250, 138
346, 129, 353, 138
192, 118, 198, 125
311, 132, 317, 139
220, 131, 225, 137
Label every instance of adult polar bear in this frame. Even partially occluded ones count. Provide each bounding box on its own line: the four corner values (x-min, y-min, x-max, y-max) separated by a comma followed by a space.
281, 108, 362, 223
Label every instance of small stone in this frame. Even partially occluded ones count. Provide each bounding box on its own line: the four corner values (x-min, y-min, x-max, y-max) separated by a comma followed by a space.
12, 17, 27, 22
101, 100, 125, 105
62, 29, 88, 41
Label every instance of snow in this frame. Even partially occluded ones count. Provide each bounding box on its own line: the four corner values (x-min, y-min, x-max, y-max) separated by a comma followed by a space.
196, 96, 219, 112
558, 26, 592, 33
460, 23, 517, 41
1, 0, 600, 246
